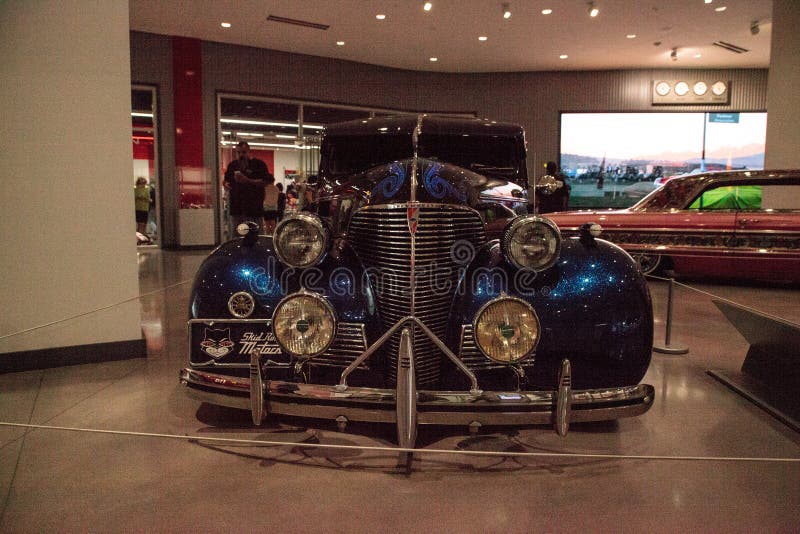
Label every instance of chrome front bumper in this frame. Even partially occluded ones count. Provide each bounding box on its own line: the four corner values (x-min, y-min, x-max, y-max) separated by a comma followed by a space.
181, 319, 654, 443
180, 366, 654, 424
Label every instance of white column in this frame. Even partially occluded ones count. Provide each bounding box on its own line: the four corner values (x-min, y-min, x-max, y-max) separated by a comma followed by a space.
0, 1, 142, 354
764, 0, 800, 168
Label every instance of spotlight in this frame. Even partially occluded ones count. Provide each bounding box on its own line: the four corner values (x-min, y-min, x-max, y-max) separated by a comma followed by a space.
750, 20, 760, 35
670, 47, 678, 61
588, 2, 599, 17
502, 3, 511, 19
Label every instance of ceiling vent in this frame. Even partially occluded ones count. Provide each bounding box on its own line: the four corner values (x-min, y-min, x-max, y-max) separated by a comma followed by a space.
713, 41, 749, 54
266, 15, 329, 30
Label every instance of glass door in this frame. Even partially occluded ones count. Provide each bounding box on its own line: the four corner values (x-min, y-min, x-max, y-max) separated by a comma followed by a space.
132, 85, 160, 247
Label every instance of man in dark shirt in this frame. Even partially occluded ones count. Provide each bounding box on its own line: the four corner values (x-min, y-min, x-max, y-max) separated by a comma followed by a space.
223, 141, 273, 235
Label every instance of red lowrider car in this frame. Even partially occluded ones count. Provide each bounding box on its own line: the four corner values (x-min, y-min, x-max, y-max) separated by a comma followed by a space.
546, 170, 800, 283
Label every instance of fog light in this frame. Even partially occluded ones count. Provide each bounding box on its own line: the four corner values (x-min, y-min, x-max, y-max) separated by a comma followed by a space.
272, 290, 336, 358
473, 296, 540, 363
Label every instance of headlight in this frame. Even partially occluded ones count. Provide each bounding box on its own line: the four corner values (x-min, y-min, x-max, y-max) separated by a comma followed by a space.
473, 296, 540, 364
273, 213, 329, 268
228, 291, 255, 318
502, 215, 561, 271
272, 291, 336, 358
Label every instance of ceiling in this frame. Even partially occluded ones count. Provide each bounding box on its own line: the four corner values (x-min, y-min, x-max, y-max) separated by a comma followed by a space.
129, 0, 773, 73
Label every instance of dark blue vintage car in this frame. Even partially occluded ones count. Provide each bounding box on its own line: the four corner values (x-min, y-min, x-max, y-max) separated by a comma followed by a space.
180, 115, 654, 448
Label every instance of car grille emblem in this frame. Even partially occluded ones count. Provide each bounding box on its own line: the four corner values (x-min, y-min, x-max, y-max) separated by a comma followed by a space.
407, 206, 419, 235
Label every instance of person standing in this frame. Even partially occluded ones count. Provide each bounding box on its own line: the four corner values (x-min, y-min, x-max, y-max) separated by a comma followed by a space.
134, 177, 151, 235
223, 141, 273, 235
276, 182, 287, 221
262, 181, 280, 235
538, 161, 571, 213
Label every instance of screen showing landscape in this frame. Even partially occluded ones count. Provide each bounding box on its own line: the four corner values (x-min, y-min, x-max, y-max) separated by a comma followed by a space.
559, 112, 767, 208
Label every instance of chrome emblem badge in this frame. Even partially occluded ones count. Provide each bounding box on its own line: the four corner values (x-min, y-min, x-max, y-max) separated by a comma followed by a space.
407, 206, 419, 235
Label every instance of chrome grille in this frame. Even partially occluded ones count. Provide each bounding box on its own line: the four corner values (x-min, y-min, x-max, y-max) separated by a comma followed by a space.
312, 323, 369, 369
349, 204, 485, 387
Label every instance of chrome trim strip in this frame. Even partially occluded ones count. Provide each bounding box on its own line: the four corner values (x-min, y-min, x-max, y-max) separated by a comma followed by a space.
396, 328, 417, 448
180, 368, 655, 426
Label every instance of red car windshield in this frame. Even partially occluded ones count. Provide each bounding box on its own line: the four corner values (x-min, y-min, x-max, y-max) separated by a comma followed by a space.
631, 176, 706, 211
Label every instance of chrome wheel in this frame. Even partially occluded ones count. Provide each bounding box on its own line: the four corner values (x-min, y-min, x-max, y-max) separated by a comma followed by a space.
633, 253, 661, 275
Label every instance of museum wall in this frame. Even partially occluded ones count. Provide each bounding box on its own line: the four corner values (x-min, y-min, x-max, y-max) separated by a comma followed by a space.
129, 31, 770, 246
0, 1, 143, 355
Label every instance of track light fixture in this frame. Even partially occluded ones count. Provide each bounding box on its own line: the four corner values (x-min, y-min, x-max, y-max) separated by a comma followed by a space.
502, 3, 511, 19
588, 2, 599, 17
670, 47, 678, 61
750, 20, 760, 35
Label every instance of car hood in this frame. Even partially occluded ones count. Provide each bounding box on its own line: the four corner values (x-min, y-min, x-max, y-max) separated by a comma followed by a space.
326, 157, 522, 207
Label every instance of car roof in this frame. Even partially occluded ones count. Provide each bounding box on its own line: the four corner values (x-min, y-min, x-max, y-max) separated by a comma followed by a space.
323, 114, 525, 139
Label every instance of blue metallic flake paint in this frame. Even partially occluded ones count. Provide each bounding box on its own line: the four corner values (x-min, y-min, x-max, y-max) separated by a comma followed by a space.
448, 237, 653, 389
370, 161, 407, 200
422, 161, 467, 202
189, 237, 378, 335
337, 158, 478, 206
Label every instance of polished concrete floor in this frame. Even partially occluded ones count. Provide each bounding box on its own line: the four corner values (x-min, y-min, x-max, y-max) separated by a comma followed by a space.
1, 248, 799, 531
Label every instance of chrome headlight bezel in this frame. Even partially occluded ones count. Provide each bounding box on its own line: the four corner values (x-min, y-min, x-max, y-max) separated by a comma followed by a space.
271, 290, 337, 359
472, 295, 541, 364
228, 291, 256, 318
273, 213, 330, 268
501, 215, 562, 271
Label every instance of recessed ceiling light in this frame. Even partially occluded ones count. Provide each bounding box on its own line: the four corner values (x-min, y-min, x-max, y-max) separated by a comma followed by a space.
478, 36, 488, 41
502, 3, 511, 19
376, 14, 386, 20
336, 41, 345, 46
626, 34, 636, 39
429, 57, 438, 62
588, 2, 599, 17
423, 2, 432, 11
714, 6, 726, 11
559, 54, 569, 59
221, 22, 231, 28
705, 0, 713, 3
694, 53, 702, 58
542, 9, 552, 15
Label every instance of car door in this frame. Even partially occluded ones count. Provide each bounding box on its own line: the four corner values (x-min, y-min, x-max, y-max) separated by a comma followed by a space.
732, 181, 800, 282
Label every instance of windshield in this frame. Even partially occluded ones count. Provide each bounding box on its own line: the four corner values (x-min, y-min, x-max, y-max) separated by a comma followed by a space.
322, 134, 414, 177
630, 175, 706, 211
321, 133, 524, 181
418, 134, 523, 180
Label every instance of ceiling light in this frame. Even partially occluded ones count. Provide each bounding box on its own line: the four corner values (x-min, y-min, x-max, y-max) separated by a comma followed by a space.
588, 2, 599, 17
423, 2, 432, 11
626, 34, 636, 39
502, 3, 511, 19
541, 9, 552, 15
478, 35, 488, 41
220, 22, 231, 28
376, 14, 386, 20
560, 54, 569, 59
429, 57, 438, 62
714, 6, 726, 11
336, 41, 345, 46
694, 53, 702, 58
705, 0, 712, 3
750, 20, 760, 35
670, 47, 678, 61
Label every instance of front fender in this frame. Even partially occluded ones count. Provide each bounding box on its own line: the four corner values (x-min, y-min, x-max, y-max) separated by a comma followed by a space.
189, 237, 379, 332
450, 237, 653, 389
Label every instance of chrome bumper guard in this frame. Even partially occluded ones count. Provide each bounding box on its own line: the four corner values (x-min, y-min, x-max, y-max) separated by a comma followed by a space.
182, 318, 654, 444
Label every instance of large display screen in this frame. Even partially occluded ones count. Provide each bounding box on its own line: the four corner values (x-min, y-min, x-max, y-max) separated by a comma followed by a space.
559, 112, 767, 208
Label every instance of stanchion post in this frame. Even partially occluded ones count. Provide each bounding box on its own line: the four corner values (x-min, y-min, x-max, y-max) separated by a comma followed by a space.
653, 276, 689, 355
